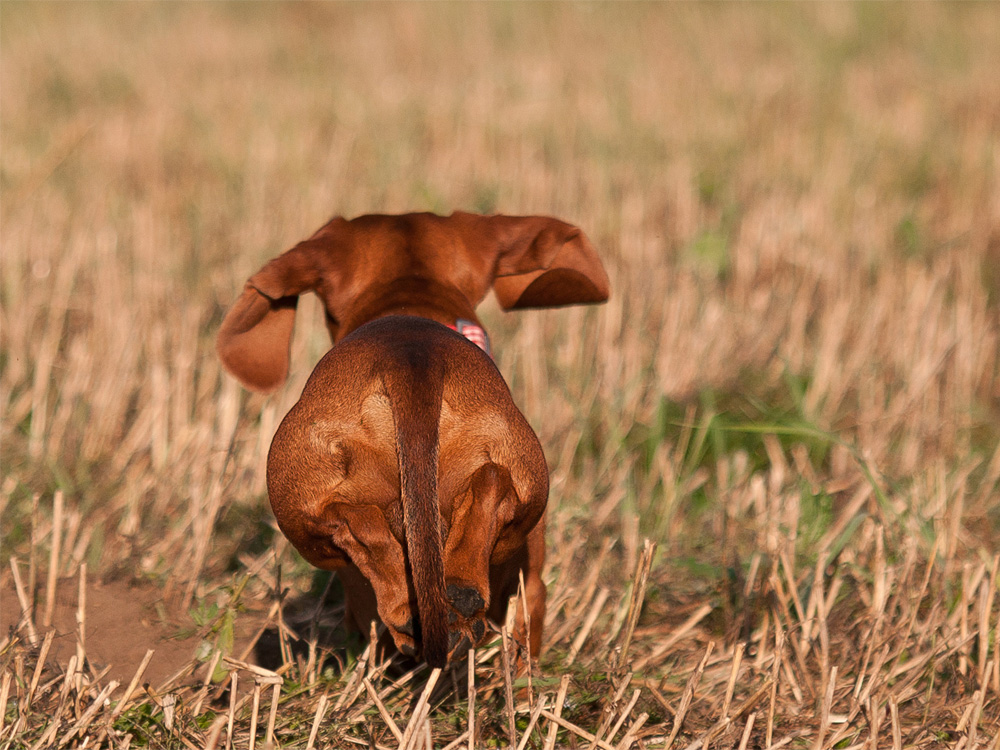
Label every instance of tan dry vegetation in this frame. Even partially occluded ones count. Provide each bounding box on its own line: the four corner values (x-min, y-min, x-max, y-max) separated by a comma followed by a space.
2, 3, 1000, 748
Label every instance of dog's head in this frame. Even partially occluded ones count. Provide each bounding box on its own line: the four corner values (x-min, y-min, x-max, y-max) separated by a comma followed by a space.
217, 211, 610, 391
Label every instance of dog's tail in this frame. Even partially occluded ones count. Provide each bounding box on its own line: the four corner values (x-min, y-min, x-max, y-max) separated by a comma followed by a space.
385, 352, 450, 668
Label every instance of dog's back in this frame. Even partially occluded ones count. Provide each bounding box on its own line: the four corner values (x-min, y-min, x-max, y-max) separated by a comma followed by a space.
266, 316, 547, 665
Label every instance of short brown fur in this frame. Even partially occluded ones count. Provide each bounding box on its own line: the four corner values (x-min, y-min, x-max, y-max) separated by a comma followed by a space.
218, 211, 609, 666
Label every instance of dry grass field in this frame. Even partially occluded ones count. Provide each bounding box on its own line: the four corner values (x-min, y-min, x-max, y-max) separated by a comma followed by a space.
2, 3, 1000, 748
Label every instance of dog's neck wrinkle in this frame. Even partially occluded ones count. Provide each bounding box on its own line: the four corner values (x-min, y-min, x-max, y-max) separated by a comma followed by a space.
337, 277, 481, 340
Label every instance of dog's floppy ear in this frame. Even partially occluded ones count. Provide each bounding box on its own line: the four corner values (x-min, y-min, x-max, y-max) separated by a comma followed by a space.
217, 241, 322, 392
485, 215, 610, 310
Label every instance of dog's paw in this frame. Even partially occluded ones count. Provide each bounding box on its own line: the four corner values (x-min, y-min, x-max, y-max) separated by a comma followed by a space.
448, 631, 471, 659
447, 584, 485, 618
443, 582, 489, 662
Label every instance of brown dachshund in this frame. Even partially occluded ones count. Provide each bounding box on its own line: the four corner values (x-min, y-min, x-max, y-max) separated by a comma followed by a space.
217, 211, 609, 667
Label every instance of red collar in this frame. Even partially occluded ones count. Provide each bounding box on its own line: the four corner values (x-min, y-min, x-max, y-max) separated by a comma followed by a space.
448, 319, 491, 358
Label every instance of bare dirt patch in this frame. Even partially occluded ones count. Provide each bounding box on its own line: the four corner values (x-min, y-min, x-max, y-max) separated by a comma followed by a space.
1, 575, 262, 688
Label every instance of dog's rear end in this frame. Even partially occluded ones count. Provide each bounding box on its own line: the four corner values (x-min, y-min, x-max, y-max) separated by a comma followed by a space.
267, 316, 547, 665
217, 212, 608, 665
